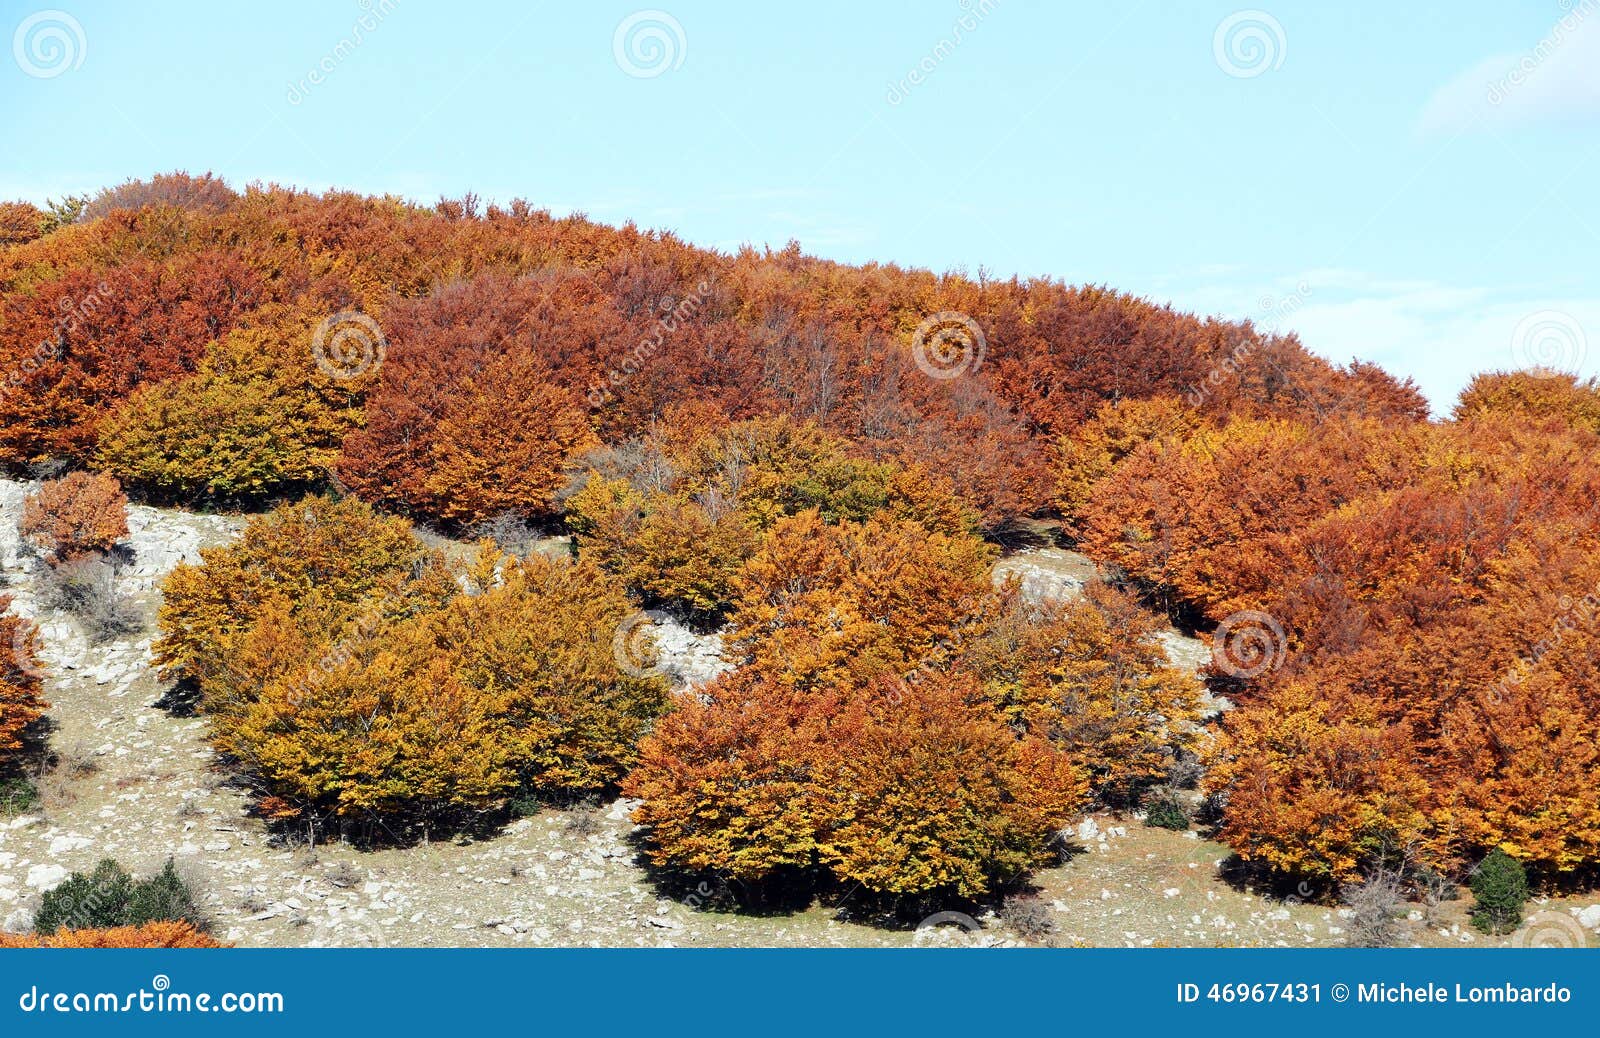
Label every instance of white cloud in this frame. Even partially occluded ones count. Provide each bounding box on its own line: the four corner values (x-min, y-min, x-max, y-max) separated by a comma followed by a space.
1166, 270, 1600, 415
1419, 5, 1600, 135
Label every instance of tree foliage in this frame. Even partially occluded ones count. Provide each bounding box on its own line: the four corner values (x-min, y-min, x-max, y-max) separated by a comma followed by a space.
20, 471, 128, 562
96, 308, 367, 503
159, 499, 666, 830
0, 602, 46, 762
0, 921, 223, 948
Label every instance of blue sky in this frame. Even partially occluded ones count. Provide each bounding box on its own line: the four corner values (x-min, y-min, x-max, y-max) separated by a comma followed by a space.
3, 0, 1597, 410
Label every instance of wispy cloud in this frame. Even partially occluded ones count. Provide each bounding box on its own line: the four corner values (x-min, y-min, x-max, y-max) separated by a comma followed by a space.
1419, 3, 1600, 135
1166, 269, 1600, 414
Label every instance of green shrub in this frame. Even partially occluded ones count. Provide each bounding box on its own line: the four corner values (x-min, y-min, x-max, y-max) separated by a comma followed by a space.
33, 857, 206, 935
126, 859, 205, 929
1469, 848, 1528, 935
0, 776, 40, 816
33, 859, 134, 934
1143, 793, 1190, 831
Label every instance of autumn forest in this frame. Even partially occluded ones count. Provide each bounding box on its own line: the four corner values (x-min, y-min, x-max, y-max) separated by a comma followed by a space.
2, 173, 1598, 947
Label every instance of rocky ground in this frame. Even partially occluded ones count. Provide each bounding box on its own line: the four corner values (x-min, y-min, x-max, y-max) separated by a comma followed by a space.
1, 479, 1596, 948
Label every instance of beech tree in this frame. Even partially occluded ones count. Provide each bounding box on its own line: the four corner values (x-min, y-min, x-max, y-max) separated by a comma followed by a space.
816, 672, 1085, 898
0, 604, 46, 761
96, 308, 368, 504
20, 471, 128, 563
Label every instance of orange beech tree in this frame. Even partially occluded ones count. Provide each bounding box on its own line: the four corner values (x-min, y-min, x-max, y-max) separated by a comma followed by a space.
335, 271, 614, 527
815, 672, 1085, 899
1072, 397, 1600, 885
624, 669, 839, 894
19, 471, 128, 562
727, 508, 995, 691
565, 416, 980, 616
0, 604, 46, 765
0, 251, 267, 467
625, 667, 1085, 904
965, 583, 1205, 803
0, 921, 224, 949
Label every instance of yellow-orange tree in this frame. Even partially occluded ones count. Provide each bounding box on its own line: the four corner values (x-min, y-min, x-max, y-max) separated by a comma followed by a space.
226, 553, 666, 824
0, 921, 224, 948
1205, 684, 1432, 881
728, 508, 995, 691
564, 417, 980, 617
161, 506, 667, 828
1053, 394, 1200, 531
965, 583, 1205, 803
156, 494, 433, 695
96, 308, 369, 504
623, 669, 836, 891
0, 603, 46, 765
625, 667, 1085, 902
815, 672, 1085, 898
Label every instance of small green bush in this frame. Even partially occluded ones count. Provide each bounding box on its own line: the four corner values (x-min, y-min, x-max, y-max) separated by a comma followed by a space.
33, 859, 134, 934
0, 776, 40, 815
1143, 793, 1190, 831
1469, 848, 1528, 935
33, 857, 206, 935
126, 859, 205, 929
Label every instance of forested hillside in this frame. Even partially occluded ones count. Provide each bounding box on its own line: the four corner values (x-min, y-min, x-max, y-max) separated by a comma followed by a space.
3, 173, 1597, 947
